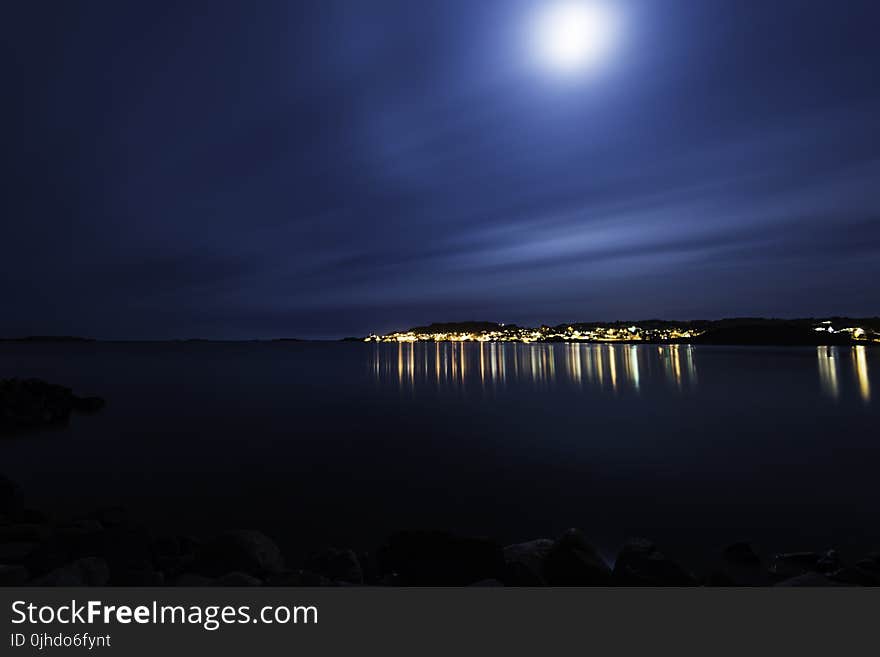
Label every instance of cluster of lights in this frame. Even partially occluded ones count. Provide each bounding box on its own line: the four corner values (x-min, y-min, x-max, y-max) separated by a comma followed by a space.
364, 324, 704, 344
365, 320, 879, 344
813, 321, 874, 341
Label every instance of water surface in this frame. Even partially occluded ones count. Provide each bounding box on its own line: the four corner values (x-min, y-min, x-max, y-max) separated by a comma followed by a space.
1, 342, 877, 566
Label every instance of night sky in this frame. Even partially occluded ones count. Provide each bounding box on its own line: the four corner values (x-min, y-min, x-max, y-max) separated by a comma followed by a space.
3, 0, 879, 339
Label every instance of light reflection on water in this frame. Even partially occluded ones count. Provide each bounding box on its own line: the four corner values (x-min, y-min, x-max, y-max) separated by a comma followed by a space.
853, 346, 872, 402
372, 342, 699, 393
372, 342, 874, 401
817, 345, 872, 403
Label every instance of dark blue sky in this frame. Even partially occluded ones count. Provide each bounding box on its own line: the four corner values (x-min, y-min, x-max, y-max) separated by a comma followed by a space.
2, 0, 879, 339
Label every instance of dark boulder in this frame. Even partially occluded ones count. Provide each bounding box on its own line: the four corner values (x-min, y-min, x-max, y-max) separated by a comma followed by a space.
24, 523, 153, 584
829, 553, 880, 586
194, 530, 284, 577
174, 573, 216, 586
82, 527, 153, 585
151, 535, 197, 577
855, 553, 880, 576
770, 550, 840, 581
827, 566, 880, 586
119, 569, 165, 586
304, 548, 363, 584
213, 571, 263, 586
266, 570, 333, 587
544, 530, 611, 586
503, 560, 546, 586
22, 518, 104, 574
775, 572, 843, 587
612, 538, 697, 586
30, 557, 110, 586
376, 531, 504, 586
152, 534, 184, 558
706, 542, 771, 586
0, 379, 104, 433
503, 538, 554, 585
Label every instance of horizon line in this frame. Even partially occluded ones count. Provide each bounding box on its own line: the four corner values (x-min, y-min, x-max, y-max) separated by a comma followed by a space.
3, 314, 880, 343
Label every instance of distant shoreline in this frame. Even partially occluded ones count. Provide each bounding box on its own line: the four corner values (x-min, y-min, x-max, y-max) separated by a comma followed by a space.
1, 339, 878, 348
2, 317, 880, 347
363, 318, 880, 347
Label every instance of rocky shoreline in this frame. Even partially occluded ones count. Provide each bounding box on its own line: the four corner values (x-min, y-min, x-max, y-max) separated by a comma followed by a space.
1, 474, 878, 587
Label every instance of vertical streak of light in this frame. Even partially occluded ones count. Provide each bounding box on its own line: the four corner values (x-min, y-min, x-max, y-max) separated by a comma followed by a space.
452, 342, 458, 382
608, 344, 617, 392
630, 345, 640, 392
584, 345, 594, 383
658, 346, 669, 387
817, 346, 840, 400
672, 344, 682, 390
853, 346, 871, 403
576, 343, 584, 387
530, 346, 539, 387
542, 346, 549, 385
685, 345, 697, 386
569, 343, 581, 386
460, 341, 466, 385
501, 344, 507, 385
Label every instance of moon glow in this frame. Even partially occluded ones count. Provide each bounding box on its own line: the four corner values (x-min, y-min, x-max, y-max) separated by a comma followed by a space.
531, 1, 621, 76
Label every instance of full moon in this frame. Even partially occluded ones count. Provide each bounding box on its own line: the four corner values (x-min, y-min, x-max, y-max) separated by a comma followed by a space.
531, 1, 621, 76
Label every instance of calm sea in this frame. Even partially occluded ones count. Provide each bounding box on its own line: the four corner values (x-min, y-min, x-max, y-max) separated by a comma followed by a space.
1, 341, 877, 565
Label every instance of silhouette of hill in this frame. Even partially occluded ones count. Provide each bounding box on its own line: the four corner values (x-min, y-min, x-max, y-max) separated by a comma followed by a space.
692, 324, 852, 346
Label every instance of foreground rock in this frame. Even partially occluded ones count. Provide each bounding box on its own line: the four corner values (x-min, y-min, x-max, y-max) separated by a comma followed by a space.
544, 529, 612, 586
503, 539, 554, 585
304, 548, 364, 585
706, 542, 771, 586
0, 379, 105, 433
30, 557, 110, 586
770, 550, 841, 580
612, 539, 697, 586
1, 473, 878, 586
828, 554, 880, 586
377, 531, 505, 585
193, 530, 285, 578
